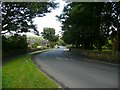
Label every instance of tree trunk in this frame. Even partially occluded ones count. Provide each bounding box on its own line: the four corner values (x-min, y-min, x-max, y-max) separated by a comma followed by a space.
116, 3, 120, 52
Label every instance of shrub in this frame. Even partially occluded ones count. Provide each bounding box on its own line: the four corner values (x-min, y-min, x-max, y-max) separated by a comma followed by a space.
2, 35, 28, 57
31, 42, 40, 48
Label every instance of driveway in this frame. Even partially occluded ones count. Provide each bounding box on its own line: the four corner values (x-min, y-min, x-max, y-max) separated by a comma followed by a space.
33, 46, 118, 88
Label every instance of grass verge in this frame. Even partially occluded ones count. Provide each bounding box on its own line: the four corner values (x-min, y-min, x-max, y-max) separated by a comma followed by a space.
2, 50, 58, 88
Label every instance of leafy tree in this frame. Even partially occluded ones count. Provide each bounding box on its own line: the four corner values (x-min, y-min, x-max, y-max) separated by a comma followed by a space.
2, 2, 57, 35
2, 2, 58, 57
41, 27, 59, 47
58, 2, 120, 51
113, 3, 120, 52
59, 3, 104, 49
100, 2, 120, 51
41, 27, 58, 42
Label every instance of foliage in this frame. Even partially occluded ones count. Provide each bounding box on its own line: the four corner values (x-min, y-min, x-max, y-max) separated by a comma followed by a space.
41, 27, 59, 48
2, 2, 57, 35
49, 42, 56, 48
2, 35, 28, 51
105, 40, 112, 50
56, 38, 66, 46
31, 42, 39, 49
41, 28, 59, 42
27, 36, 47, 48
58, 2, 120, 51
2, 35, 28, 57
2, 2, 58, 57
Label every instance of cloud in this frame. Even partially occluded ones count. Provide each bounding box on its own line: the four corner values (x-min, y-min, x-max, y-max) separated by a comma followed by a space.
33, 0, 66, 36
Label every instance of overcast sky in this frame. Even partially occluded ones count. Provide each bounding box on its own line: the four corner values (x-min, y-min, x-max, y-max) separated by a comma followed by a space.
31, 0, 67, 36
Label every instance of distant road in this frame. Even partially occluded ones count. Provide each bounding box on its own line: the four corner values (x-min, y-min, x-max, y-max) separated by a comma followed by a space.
33, 46, 118, 88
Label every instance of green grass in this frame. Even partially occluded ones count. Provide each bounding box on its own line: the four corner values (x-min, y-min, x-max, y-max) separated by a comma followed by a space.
2, 50, 58, 88
93, 49, 112, 52
0, 68, 2, 89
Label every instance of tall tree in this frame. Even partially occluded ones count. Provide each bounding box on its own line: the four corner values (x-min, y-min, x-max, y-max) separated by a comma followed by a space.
58, 2, 120, 51
59, 2, 105, 50
41, 27, 58, 42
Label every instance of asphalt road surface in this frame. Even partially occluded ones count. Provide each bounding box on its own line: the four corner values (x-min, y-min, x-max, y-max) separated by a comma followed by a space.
33, 46, 118, 88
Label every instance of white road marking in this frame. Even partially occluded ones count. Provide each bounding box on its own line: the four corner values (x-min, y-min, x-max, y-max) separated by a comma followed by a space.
57, 57, 73, 61
56, 57, 63, 61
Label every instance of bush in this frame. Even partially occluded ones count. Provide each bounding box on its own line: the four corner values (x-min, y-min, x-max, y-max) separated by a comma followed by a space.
2, 35, 28, 50
31, 42, 39, 49
2, 35, 28, 58
106, 42, 112, 50
102, 45, 108, 50
50, 42, 55, 48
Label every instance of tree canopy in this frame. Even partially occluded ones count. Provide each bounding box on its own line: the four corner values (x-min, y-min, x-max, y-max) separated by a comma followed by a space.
41, 27, 59, 42
58, 2, 120, 51
2, 2, 57, 35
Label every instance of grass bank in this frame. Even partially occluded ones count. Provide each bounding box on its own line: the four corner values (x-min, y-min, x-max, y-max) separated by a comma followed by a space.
2, 50, 58, 88
69, 48, 119, 64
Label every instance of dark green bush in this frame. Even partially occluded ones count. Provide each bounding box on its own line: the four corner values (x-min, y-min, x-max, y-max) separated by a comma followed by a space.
2, 35, 28, 50
2, 35, 28, 58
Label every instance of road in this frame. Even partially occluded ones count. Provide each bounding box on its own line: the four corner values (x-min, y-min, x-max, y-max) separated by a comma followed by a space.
33, 46, 118, 88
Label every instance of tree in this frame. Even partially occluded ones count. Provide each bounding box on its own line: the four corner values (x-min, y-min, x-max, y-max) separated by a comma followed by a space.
59, 2, 105, 49
41, 27, 59, 48
100, 2, 120, 52
2, 2, 58, 57
2, 2, 57, 35
113, 3, 120, 52
41, 27, 58, 42
58, 2, 120, 51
